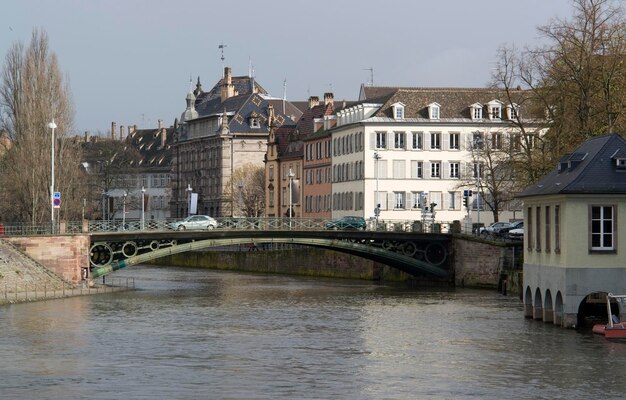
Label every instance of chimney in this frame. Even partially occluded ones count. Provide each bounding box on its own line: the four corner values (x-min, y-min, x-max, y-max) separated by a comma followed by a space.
161, 128, 167, 148
84, 131, 90, 143
324, 92, 334, 107
158, 119, 163, 129
308, 96, 319, 109
128, 125, 135, 136
111, 122, 117, 140
120, 125, 125, 141
220, 67, 235, 102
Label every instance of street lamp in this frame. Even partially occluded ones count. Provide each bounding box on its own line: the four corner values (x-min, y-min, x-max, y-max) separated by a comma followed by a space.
186, 183, 192, 217
122, 191, 127, 229
230, 133, 235, 218
373, 152, 382, 229
473, 133, 483, 232
48, 119, 57, 233
288, 168, 295, 228
141, 186, 146, 230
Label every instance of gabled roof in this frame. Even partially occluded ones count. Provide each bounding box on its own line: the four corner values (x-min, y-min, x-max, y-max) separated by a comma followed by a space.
518, 134, 626, 197
197, 75, 268, 102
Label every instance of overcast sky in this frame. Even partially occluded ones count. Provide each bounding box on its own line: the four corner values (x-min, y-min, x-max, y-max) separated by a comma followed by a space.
3, 0, 575, 134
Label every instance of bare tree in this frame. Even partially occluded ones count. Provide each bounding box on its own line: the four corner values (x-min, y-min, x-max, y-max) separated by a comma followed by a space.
226, 163, 266, 217
0, 29, 84, 224
492, 0, 626, 187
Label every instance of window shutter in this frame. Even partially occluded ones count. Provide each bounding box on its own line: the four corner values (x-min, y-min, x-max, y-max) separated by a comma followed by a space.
455, 191, 462, 210
387, 192, 394, 209
410, 160, 417, 178
442, 161, 449, 178
370, 132, 376, 149
424, 132, 430, 149
380, 160, 388, 179
443, 133, 450, 150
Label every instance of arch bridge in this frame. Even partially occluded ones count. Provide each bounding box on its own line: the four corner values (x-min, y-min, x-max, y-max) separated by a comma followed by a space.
89, 229, 452, 280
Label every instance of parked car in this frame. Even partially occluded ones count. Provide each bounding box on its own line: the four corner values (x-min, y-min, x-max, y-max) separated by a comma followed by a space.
480, 221, 513, 236
507, 222, 524, 240
168, 215, 218, 231
324, 216, 367, 230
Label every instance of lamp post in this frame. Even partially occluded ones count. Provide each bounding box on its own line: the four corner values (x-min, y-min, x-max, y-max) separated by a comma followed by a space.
186, 183, 192, 217
230, 133, 235, 218
122, 191, 127, 229
48, 119, 57, 234
141, 186, 146, 230
373, 151, 381, 229
288, 168, 295, 228
473, 134, 483, 232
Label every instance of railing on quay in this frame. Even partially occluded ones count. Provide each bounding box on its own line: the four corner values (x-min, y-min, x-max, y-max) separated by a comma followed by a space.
0, 217, 460, 236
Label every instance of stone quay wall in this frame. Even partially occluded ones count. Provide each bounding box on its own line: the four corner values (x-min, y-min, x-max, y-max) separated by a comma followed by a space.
3, 235, 89, 284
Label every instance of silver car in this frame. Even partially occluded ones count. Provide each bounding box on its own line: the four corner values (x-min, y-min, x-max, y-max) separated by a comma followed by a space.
169, 215, 218, 231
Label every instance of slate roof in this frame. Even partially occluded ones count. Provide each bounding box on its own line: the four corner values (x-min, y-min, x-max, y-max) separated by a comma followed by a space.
518, 134, 626, 197
373, 87, 540, 120
197, 75, 268, 102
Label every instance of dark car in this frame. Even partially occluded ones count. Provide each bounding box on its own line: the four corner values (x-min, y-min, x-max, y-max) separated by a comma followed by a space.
325, 216, 367, 230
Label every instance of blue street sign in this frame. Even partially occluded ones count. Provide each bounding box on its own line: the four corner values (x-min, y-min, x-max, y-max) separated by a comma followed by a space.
53, 191, 61, 199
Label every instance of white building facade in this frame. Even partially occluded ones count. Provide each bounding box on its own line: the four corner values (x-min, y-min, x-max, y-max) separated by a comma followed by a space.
325, 86, 546, 228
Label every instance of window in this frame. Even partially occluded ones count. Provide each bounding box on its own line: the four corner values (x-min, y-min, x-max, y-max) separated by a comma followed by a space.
411, 192, 423, 208
491, 132, 502, 149
555, 205, 561, 253
394, 132, 405, 149
471, 103, 483, 120
392, 102, 405, 119
545, 206, 551, 252
429, 103, 440, 119
412, 132, 423, 149
250, 118, 260, 128
430, 161, 441, 178
411, 161, 423, 178
449, 162, 460, 178
507, 103, 520, 120
393, 160, 406, 179
269, 165, 274, 181
591, 205, 615, 251
377, 191, 388, 210
473, 162, 483, 178
490, 104, 501, 119
448, 192, 457, 209
394, 192, 405, 209
527, 207, 533, 250
376, 132, 386, 149
449, 132, 460, 150
430, 132, 441, 150
535, 206, 541, 251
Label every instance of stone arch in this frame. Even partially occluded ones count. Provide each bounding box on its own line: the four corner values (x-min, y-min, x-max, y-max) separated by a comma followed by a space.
524, 286, 533, 318
543, 289, 554, 324
533, 288, 543, 320
554, 291, 564, 327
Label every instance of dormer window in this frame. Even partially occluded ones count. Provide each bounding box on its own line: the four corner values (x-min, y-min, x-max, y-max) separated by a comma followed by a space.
250, 117, 260, 128
506, 103, 520, 120
616, 158, 626, 169
428, 102, 440, 120
470, 103, 483, 120
487, 100, 502, 120
392, 102, 405, 120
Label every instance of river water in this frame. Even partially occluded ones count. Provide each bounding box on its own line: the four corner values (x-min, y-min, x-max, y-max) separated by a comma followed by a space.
1, 265, 626, 400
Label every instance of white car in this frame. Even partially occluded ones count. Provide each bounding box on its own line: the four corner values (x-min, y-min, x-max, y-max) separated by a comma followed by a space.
169, 215, 218, 231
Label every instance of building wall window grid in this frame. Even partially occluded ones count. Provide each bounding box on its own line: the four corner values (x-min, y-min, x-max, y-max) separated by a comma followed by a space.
555, 205, 561, 252
430, 132, 441, 150
449, 162, 460, 179
412, 132, 423, 150
376, 131, 387, 149
545, 206, 551, 252
449, 132, 460, 150
394, 131, 405, 149
590, 205, 615, 251
527, 207, 533, 250
394, 192, 405, 209
535, 206, 541, 251
430, 161, 441, 178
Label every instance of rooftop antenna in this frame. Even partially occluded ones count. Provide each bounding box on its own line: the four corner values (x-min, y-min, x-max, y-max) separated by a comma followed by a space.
282, 78, 287, 114
219, 42, 227, 77
188, 74, 193, 92
363, 67, 374, 86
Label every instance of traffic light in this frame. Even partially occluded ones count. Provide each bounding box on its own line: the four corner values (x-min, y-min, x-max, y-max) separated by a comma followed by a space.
463, 196, 468, 208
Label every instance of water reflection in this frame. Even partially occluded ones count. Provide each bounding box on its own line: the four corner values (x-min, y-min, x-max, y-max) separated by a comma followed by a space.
0, 265, 625, 399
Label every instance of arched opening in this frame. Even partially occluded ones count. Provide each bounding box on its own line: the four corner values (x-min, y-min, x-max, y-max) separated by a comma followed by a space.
533, 288, 543, 321
554, 292, 564, 326
524, 286, 533, 318
543, 289, 554, 323
577, 291, 621, 329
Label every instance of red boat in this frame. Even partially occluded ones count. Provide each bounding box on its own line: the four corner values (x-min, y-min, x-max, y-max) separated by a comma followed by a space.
592, 293, 626, 339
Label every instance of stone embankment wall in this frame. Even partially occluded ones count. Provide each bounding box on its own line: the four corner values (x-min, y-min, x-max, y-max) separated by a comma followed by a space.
154, 246, 414, 282
3, 235, 89, 284
452, 236, 523, 295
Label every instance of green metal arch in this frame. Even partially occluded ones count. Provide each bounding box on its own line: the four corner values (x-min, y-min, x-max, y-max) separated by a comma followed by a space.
90, 237, 449, 279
